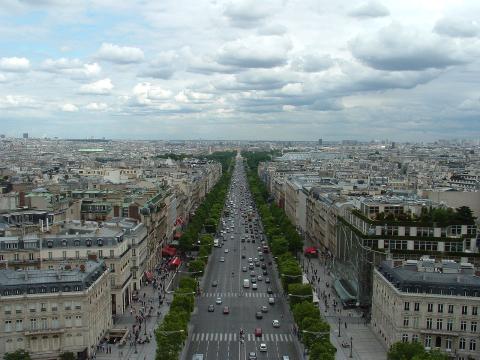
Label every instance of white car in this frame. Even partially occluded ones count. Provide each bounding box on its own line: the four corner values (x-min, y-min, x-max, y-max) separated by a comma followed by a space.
259, 343, 267, 352
224, 248, 229, 253
216, 297, 222, 305
219, 257, 225, 262
252, 283, 258, 290
272, 320, 280, 328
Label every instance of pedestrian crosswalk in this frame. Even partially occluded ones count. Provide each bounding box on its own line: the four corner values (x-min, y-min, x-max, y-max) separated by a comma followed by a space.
191, 332, 295, 343
203, 292, 278, 298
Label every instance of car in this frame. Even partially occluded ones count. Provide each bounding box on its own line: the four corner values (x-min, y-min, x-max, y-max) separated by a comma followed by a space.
223, 306, 230, 314
241, 238, 245, 242
257, 275, 263, 281
261, 263, 267, 269
248, 352, 257, 360
249, 263, 254, 270
272, 320, 280, 328
255, 261, 260, 267
242, 266, 247, 272
261, 306, 268, 313
263, 270, 268, 276
255, 311, 263, 319
216, 297, 222, 305
212, 281, 218, 287
224, 248, 229, 253
242, 253, 246, 258
254, 258, 258, 262
259, 343, 267, 352
254, 327, 262, 337
250, 271, 256, 277
192, 354, 204, 360
282, 357, 290, 360
265, 277, 270, 283
252, 283, 258, 290
219, 257, 225, 262
248, 258, 253, 262
251, 277, 257, 284
268, 297, 275, 305
267, 287, 273, 294
208, 305, 214, 312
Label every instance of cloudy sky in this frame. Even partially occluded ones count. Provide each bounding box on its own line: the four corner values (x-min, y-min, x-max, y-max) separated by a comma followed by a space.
1, 0, 479, 141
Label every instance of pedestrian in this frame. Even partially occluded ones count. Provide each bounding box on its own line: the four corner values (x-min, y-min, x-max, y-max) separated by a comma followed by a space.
345, 322, 347, 329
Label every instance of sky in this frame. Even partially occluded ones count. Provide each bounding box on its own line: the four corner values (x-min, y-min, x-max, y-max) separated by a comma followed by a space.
0, 0, 479, 141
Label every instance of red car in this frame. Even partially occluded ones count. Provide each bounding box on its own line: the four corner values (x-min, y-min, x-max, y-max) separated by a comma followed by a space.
254, 327, 262, 337
223, 306, 230, 314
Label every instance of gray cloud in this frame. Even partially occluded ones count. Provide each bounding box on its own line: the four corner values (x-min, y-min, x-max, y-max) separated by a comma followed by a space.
348, 1, 389, 18
350, 23, 466, 71
216, 36, 291, 68
291, 53, 334, 72
223, 0, 281, 28
434, 18, 479, 38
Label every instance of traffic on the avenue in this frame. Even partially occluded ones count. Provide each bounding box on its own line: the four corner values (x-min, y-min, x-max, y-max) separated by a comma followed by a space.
185, 156, 300, 360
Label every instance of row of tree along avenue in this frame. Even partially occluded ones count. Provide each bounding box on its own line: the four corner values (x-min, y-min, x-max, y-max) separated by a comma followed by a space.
243, 151, 337, 360
155, 152, 234, 360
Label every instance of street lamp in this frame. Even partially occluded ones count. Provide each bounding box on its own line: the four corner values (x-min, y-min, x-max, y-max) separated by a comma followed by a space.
338, 317, 341, 337
349, 337, 353, 358
288, 293, 314, 299
157, 329, 185, 335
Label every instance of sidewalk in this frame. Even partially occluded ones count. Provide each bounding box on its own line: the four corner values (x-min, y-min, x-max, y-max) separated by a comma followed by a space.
94, 263, 179, 360
299, 242, 387, 360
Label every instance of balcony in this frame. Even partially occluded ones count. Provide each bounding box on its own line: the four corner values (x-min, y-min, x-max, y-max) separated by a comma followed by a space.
24, 327, 65, 336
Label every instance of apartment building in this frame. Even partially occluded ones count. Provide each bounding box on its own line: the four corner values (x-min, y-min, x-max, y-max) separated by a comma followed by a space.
0, 261, 111, 360
372, 258, 480, 360
0, 222, 133, 316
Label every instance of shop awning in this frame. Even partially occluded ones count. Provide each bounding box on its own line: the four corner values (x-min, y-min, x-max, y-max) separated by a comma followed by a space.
144, 271, 154, 282
169, 256, 181, 267
304, 247, 318, 255
162, 246, 177, 257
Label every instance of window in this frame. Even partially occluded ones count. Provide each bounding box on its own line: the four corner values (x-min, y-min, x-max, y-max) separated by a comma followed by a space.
110, 249, 115, 258
5, 320, 12, 332
413, 240, 438, 251
75, 315, 82, 327
459, 338, 466, 350
86, 239, 92, 247
30, 318, 37, 330
413, 317, 419, 329
461, 320, 467, 331
15, 320, 23, 331
424, 335, 432, 348
446, 338, 452, 350
404, 317, 409, 327
52, 317, 59, 329
97, 238, 103, 246
75, 251, 79, 259
427, 318, 432, 329
29, 253, 34, 260
74, 239, 80, 247
414, 302, 420, 311
47, 240, 53, 248
51, 303, 57, 312
438, 304, 443, 313
473, 306, 478, 316
469, 339, 476, 351
40, 318, 47, 330
65, 316, 72, 327
448, 305, 454, 314
402, 334, 408, 343
471, 322, 477, 332
444, 242, 463, 252
62, 250, 67, 260
436, 319, 443, 330
98, 249, 103, 258
412, 334, 419, 342
447, 319, 453, 331
62, 239, 67, 246
48, 252, 52, 260
427, 303, 433, 312
404, 302, 410, 311
462, 305, 468, 315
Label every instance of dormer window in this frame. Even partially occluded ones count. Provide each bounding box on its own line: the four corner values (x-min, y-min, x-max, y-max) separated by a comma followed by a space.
63, 286, 70, 292
97, 238, 103, 247
74, 240, 80, 247
47, 240, 53, 248
62, 239, 68, 247
86, 239, 92, 247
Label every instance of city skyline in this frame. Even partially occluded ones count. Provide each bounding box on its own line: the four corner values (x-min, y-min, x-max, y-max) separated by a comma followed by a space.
1, 0, 480, 141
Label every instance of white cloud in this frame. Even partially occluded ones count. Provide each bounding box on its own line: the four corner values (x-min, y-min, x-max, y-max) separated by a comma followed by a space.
85, 102, 108, 111
223, 0, 282, 28
61, 103, 79, 112
0, 95, 37, 109
79, 78, 114, 95
217, 35, 292, 68
0, 57, 30, 72
40, 58, 101, 78
97, 43, 144, 64
132, 82, 172, 106
348, 1, 389, 18
282, 105, 295, 112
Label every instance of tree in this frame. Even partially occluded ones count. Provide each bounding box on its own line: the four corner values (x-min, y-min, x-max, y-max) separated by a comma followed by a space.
412, 350, 449, 360
455, 206, 475, 224
387, 341, 425, 360
59, 352, 76, 360
188, 259, 205, 276
4, 350, 32, 360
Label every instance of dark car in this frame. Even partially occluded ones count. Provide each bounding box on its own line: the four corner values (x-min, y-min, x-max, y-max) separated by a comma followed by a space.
261, 263, 267, 269
212, 281, 218, 287
208, 305, 214, 312
255, 311, 263, 319
267, 287, 273, 294
254, 327, 262, 337
263, 270, 268, 276
265, 277, 270, 283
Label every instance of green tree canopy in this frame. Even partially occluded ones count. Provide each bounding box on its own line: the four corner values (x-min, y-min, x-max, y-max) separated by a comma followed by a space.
4, 350, 32, 360
387, 341, 428, 360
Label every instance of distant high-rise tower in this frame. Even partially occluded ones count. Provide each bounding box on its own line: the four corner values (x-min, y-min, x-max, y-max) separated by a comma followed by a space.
318, 138, 323, 146
23, 133, 28, 139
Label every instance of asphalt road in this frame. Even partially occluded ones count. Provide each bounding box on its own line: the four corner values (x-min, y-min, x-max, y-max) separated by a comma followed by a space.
184, 157, 300, 360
